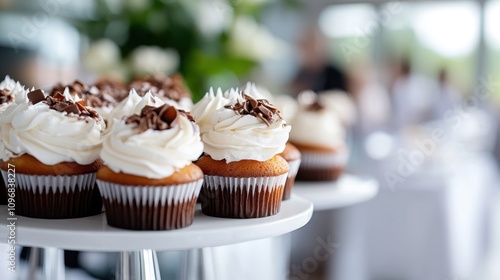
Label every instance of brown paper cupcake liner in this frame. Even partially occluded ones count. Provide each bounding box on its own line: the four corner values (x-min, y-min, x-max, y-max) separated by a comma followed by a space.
200, 174, 287, 219
0, 173, 7, 205
0, 171, 102, 218
296, 166, 344, 181
282, 159, 301, 200
297, 150, 347, 181
97, 179, 203, 230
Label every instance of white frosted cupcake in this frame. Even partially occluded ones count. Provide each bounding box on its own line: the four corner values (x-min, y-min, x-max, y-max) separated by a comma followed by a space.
0, 88, 105, 218
194, 91, 291, 218
290, 96, 348, 181
97, 104, 204, 230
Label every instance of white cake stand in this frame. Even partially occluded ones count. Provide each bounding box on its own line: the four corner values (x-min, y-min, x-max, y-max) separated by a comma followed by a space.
293, 174, 378, 211
0, 195, 313, 280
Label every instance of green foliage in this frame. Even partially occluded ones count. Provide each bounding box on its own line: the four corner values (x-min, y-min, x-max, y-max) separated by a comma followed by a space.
77, 0, 295, 101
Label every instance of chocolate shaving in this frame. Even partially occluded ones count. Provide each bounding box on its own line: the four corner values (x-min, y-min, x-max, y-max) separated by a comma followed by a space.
28, 89, 46, 104
27, 89, 100, 120
125, 104, 195, 133
0, 89, 14, 105
128, 74, 191, 102
307, 100, 325, 112
224, 94, 282, 126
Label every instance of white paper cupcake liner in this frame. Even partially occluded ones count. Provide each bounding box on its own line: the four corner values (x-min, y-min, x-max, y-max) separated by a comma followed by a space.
201, 174, 287, 218
203, 173, 287, 193
0, 171, 102, 219
0, 171, 97, 194
300, 149, 348, 168
96, 179, 203, 230
287, 159, 301, 178
96, 179, 203, 206
282, 159, 301, 200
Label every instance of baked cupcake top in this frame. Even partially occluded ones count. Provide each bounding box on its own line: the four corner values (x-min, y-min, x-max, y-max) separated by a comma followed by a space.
202, 93, 290, 163
101, 104, 203, 179
0, 76, 26, 111
0, 88, 105, 165
128, 74, 192, 111
290, 96, 345, 150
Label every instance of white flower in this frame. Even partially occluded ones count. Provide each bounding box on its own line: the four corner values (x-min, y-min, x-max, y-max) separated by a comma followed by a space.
196, 0, 233, 36
228, 16, 288, 61
128, 46, 179, 75
83, 39, 121, 74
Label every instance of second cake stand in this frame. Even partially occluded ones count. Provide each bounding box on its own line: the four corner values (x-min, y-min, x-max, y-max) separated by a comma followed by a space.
293, 174, 378, 210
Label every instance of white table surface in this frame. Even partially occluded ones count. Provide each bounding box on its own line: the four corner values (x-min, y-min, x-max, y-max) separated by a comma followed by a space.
293, 174, 379, 211
0, 195, 313, 252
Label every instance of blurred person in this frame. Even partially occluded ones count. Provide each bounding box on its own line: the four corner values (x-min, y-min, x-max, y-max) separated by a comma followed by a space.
389, 57, 438, 130
290, 28, 347, 96
431, 68, 461, 119
347, 60, 391, 132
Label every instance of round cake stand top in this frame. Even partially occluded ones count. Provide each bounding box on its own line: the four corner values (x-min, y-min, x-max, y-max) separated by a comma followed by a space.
293, 174, 378, 211
0, 195, 313, 251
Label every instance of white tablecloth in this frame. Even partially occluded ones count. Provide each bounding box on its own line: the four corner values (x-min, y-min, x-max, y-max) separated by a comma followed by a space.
329, 153, 498, 280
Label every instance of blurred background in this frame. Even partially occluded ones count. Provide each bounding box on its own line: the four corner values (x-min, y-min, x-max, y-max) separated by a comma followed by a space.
1, 0, 500, 279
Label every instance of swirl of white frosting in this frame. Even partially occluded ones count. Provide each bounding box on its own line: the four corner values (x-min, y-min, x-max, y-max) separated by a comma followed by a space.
107, 89, 164, 129
101, 109, 204, 179
191, 87, 230, 134
290, 104, 345, 149
162, 96, 193, 112
242, 82, 273, 101
202, 98, 290, 163
0, 89, 105, 165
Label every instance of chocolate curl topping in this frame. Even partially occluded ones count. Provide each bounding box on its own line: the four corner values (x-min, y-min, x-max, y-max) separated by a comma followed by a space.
224, 94, 283, 126
125, 104, 195, 133
27, 89, 99, 120
0, 89, 14, 105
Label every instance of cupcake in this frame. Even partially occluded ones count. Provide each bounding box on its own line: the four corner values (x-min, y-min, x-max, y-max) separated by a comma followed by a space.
290, 96, 348, 181
97, 104, 204, 230
194, 91, 291, 218
0, 76, 27, 205
0, 89, 105, 218
128, 74, 192, 111
278, 143, 301, 200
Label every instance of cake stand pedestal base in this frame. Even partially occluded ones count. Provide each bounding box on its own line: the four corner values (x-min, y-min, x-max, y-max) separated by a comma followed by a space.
28, 247, 65, 280
181, 248, 216, 280
116, 250, 160, 280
